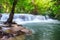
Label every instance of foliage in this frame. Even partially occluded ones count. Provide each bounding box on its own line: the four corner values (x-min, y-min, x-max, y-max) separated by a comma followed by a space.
0, 0, 60, 20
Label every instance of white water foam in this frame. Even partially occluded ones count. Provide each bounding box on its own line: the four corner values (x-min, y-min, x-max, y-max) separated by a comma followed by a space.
0, 14, 59, 24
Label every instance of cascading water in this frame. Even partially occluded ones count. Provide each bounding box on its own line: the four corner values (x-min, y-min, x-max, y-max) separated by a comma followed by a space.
0, 14, 59, 24
0, 14, 60, 40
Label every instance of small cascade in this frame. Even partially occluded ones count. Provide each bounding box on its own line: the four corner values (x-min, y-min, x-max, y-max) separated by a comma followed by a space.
0, 14, 59, 24
1, 14, 9, 21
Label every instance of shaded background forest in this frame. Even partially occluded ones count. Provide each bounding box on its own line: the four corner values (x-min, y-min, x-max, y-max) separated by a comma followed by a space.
0, 0, 60, 20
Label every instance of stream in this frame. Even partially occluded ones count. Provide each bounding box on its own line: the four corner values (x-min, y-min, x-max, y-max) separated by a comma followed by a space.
0, 14, 60, 40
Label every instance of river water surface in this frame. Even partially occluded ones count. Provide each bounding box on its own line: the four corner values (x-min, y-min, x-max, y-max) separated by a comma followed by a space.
22, 22, 60, 40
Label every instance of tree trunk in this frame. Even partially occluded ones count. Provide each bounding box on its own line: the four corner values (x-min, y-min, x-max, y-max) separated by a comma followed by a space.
5, 0, 18, 24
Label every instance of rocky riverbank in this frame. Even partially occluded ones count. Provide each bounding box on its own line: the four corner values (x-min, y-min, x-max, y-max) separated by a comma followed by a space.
0, 24, 32, 40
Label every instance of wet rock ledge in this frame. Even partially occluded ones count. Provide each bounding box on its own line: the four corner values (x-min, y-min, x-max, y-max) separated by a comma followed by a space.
0, 24, 32, 40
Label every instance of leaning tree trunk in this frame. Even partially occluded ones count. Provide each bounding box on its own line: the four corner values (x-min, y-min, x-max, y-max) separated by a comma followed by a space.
5, 0, 18, 24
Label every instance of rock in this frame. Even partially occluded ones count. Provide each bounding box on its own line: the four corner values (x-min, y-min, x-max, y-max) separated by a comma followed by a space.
0, 35, 25, 40
0, 24, 32, 40
0, 36, 8, 40
21, 28, 32, 35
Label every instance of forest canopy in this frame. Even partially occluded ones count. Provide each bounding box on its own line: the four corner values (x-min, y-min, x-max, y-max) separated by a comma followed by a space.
0, 0, 60, 20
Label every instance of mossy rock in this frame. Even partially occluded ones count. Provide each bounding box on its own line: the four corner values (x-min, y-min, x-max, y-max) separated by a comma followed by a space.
8, 35, 25, 40
0, 35, 25, 40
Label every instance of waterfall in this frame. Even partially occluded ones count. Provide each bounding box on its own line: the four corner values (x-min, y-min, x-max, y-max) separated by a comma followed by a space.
0, 14, 59, 24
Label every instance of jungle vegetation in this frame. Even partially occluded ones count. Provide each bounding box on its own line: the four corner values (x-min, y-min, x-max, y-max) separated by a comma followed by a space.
0, 0, 60, 20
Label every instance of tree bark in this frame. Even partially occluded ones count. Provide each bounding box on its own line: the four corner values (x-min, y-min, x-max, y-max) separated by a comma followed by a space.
5, 0, 18, 24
